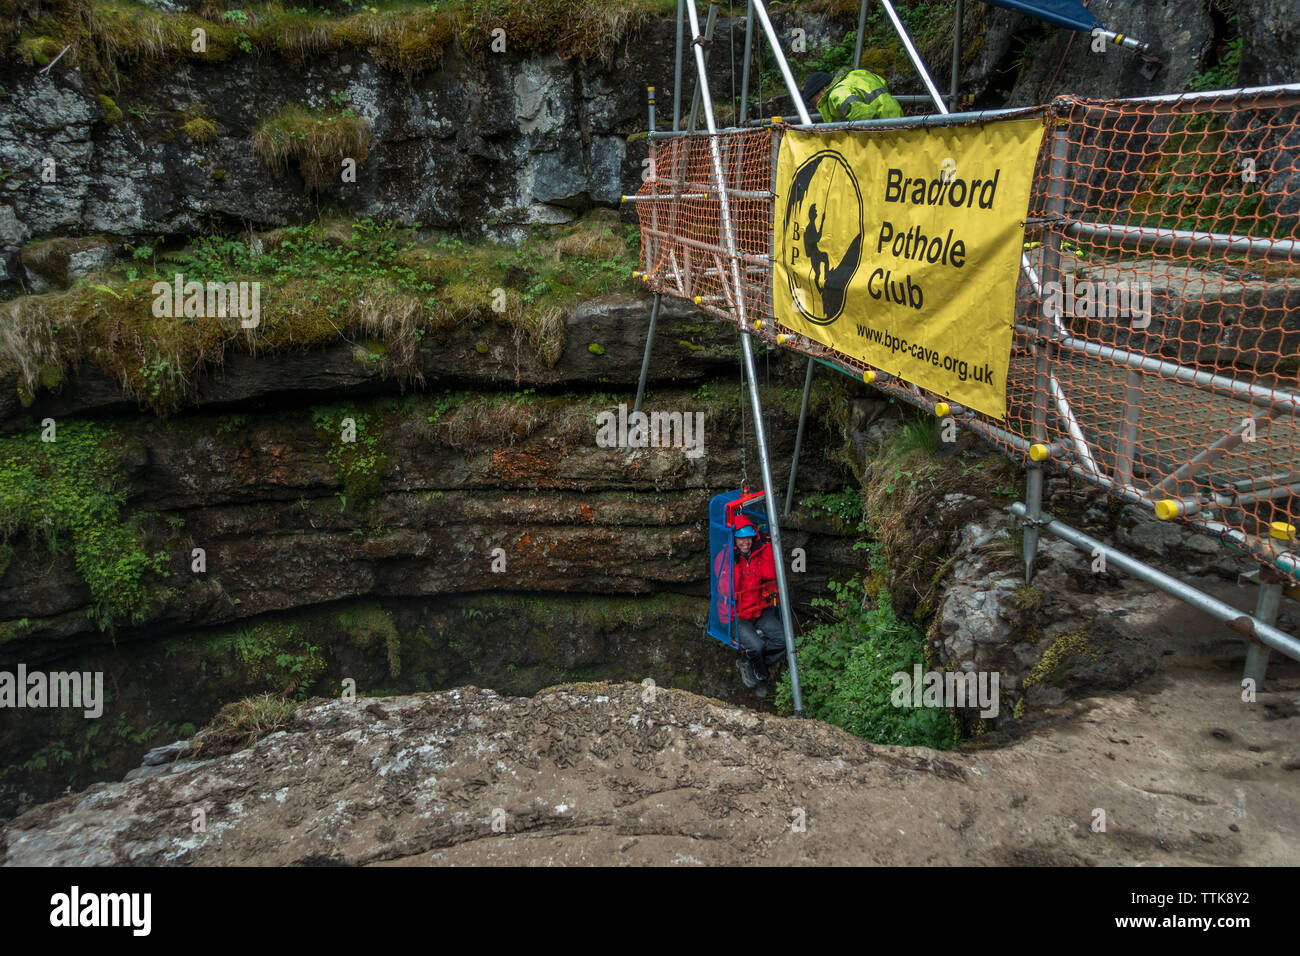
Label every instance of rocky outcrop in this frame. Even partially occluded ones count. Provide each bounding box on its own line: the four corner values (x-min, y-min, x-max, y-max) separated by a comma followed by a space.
930, 490, 1257, 716
1, 293, 738, 424
6, 1, 1296, 290
0, 380, 854, 653
5, 675, 1297, 866
1064, 260, 1300, 376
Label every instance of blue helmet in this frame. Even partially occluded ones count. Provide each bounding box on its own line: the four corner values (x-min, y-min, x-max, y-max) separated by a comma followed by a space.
733, 525, 758, 539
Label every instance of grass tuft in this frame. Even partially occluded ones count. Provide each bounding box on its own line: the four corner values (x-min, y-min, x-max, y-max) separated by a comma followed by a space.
251, 102, 373, 192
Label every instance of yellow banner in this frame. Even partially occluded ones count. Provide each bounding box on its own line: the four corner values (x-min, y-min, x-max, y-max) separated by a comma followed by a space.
772, 117, 1045, 419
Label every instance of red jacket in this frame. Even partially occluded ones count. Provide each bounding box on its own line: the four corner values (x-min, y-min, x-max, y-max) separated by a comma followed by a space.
715, 516, 778, 623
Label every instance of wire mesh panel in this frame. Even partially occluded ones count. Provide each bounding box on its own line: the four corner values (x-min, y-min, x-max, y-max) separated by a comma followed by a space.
636, 88, 1300, 584
635, 128, 776, 330
1006, 90, 1300, 582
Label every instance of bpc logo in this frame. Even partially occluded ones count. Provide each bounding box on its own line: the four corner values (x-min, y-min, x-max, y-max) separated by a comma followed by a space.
780, 150, 864, 325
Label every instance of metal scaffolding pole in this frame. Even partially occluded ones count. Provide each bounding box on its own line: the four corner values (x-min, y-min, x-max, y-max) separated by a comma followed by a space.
1244, 569, 1283, 688
635, 86, 661, 416
853, 0, 869, 70
1025, 125, 1070, 582
688, 1, 721, 135
1010, 504, 1300, 666
688, 0, 804, 713
950, 0, 963, 102
738, 0, 755, 125
878, 0, 948, 111
673, 0, 685, 131
785, 358, 815, 516
751, 0, 814, 125
634, 295, 660, 415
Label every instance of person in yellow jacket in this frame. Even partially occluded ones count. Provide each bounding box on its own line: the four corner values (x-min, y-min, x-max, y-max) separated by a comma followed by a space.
800, 68, 903, 123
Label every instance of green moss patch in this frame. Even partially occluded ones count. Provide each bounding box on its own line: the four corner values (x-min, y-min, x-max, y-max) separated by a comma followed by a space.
96, 93, 122, 124
181, 115, 217, 144
0, 421, 171, 631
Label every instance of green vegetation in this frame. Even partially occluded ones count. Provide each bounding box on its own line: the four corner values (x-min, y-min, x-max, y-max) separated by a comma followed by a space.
337, 602, 401, 678
7, 0, 680, 86
311, 404, 388, 506
0, 421, 171, 631
180, 114, 218, 144
95, 93, 121, 124
196, 693, 297, 750
0, 712, 195, 781
1189, 37, 1240, 93
0, 213, 637, 414
800, 487, 864, 531
893, 412, 940, 457
1128, 110, 1276, 242
777, 576, 955, 748
251, 101, 372, 191
229, 621, 325, 698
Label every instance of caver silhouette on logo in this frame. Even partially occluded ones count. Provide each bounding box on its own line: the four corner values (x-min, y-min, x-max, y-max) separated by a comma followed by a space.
780, 150, 863, 325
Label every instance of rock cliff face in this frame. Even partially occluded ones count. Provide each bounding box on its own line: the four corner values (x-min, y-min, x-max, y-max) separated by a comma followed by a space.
0, 288, 861, 818
0, 22, 670, 272
3, 0, 1287, 287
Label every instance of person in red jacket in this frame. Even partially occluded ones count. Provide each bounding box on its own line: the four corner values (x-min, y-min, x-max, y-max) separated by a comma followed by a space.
716, 515, 786, 698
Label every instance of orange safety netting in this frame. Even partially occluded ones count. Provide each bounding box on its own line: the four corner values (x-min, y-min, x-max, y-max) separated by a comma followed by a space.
634, 89, 1300, 584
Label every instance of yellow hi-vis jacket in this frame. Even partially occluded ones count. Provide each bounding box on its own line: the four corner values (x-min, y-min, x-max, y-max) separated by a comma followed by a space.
817, 69, 903, 123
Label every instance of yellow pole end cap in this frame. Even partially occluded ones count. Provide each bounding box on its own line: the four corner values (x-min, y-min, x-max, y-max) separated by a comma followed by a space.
863, 370, 875, 384
1270, 521, 1297, 541
621, 195, 627, 203
753, 320, 762, 329
1155, 499, 1181, 521
631, 270, 640, 278
771, 116, 781, 125
934, 402, 950, 417
776, 334, 787, 345
1029, 443, 1050, 462
693, 295, 702, 305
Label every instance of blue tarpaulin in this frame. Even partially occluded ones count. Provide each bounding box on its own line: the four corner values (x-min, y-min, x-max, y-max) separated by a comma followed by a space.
981, 0, 1101, 33
707, 490, 771, 649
